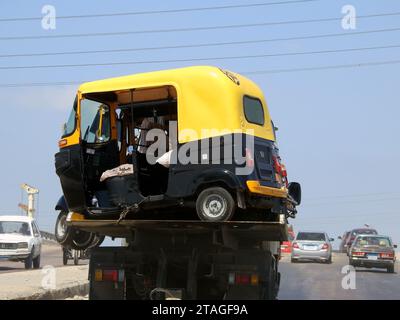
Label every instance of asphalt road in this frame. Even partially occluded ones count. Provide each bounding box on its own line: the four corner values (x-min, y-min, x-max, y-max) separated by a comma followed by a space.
278, 252, 400, 300
0, 242, 87, 274
1, 245, 399, 299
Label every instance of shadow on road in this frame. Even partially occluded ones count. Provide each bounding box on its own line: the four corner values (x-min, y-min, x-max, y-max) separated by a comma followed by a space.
355, 268, 396, 274
0, 266, 21, 271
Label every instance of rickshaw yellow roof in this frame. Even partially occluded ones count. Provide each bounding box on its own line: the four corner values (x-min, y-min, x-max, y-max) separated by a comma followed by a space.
79, 66, 253, 94
78, 66, 275, 142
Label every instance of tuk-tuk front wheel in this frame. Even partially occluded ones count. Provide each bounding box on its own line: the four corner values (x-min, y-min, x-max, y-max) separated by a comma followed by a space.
196, 187, 235, 222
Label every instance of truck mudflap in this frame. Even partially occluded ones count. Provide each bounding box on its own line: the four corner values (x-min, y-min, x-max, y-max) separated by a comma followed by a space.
69, 219, 289, 242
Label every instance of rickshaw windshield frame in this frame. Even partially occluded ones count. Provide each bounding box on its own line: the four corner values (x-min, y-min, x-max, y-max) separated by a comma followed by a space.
61, 96, 78, 139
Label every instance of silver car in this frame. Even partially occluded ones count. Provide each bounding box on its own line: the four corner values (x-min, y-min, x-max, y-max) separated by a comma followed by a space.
291, 231, 334, 263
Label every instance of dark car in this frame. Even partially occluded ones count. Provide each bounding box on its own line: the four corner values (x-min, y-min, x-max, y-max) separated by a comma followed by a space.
346, 228, 378, 255
338, 231, 350, 253
349, 235, 397, 273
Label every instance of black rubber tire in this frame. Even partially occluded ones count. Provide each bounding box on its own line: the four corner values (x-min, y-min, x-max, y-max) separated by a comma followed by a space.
24, 250, 33, 269
291, 258, 297, 263
326, 255, 332, 264
73, 250, 79, 266
387, 265, 395, 273
33, 254, 41, 269
260, 255, 278, 300
55, 210, 97, 250
55, 210, 74, 246
62, 249, 68, 265
196, 187, 235, 222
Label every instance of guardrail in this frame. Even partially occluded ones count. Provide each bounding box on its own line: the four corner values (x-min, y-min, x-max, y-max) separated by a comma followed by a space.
40, 230, 57, 242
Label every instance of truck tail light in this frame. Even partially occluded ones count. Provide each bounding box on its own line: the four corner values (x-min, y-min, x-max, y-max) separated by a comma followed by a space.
228, 273, 259, 286
94, 269, 124, 282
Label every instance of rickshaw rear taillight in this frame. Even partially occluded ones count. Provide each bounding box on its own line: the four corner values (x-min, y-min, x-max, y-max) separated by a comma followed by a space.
281, 164, 287, 177
245, 148, 254, 168
272, 155, 282, 175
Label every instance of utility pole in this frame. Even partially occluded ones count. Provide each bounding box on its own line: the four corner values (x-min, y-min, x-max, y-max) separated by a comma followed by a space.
19, 183, 39, 218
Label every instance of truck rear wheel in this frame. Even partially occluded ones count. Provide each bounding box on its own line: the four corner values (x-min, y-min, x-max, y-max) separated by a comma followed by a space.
259, 256, 278, 300
62, 248, 69, 265
196, 187, 235, 222
73, 250, 79, 265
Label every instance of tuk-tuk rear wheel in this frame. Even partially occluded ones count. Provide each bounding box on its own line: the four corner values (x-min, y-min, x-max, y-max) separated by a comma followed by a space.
196, 187, 235, 222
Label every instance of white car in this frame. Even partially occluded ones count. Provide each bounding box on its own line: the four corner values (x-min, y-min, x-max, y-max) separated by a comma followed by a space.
0, 215, 42, 269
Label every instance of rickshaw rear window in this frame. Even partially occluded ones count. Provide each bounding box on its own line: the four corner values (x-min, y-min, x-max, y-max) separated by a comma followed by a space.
243, 96, 264, 126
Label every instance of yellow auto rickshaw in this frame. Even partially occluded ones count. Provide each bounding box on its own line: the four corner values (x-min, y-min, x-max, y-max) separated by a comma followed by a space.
54, 66, 301, 246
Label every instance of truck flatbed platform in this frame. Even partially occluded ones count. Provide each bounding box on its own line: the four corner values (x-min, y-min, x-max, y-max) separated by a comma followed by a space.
69, 219, 288, 242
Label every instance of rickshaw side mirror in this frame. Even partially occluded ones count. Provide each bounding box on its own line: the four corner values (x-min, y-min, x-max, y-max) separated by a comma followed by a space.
288, 182, 301, 205
394, 244, 398, 249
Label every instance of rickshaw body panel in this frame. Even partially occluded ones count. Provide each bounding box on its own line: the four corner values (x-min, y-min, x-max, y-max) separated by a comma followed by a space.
55, 66, 288, 216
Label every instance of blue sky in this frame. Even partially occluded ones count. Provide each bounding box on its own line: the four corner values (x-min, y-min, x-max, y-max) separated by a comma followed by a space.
0, 0, 399, 247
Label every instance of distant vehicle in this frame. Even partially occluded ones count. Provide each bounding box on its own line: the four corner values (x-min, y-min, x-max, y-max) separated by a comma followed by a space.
281, 225, 295, 253
346, 228, 378, 255
291, 231, 334, 263
349, 235, 397, 273
338, 231, 350, 253
0, 215, 42, 269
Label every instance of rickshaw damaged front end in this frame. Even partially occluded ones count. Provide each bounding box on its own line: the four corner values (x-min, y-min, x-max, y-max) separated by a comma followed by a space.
54, 66, 301, 228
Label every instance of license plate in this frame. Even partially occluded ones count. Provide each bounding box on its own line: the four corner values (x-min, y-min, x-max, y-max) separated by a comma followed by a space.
304, 245, 318, 251
367, 254, 378, 260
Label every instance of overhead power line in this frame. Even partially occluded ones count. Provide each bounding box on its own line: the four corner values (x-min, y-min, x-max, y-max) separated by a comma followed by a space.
302, 196, 400, 207
1, 43, 399, 70
0, 11, 399, 41
304, 191, 400, 202
243, 59, 400, 74
1, 27, 399, 59
0, 1, 320, 22
299, 210, 399, 221
1, 59, 400, 88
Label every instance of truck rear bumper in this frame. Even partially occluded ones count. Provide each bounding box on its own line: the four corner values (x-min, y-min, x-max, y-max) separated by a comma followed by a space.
246, 181, 288, 198
350, 258, 395, 268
